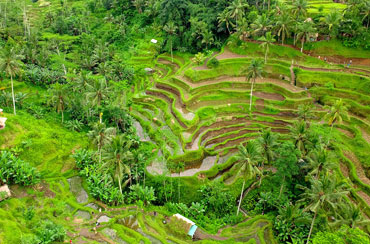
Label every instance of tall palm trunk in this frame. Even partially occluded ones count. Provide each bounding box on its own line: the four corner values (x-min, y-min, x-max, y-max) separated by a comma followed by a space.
10, 74, 16, 115
237, 179, 245, 216
300, 38, 305, 53
170, 39, 173, 63
249, 79, 255, 112
178, 171, 181, 202
279, 175, 285, 198
306, 211, 317, 244
264, 48, 268, 64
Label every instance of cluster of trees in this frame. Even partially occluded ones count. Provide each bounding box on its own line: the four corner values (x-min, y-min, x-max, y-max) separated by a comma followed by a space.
236, 101, 370, 243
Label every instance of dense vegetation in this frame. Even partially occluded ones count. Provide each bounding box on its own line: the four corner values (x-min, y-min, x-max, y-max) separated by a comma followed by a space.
0, 0, 369, 243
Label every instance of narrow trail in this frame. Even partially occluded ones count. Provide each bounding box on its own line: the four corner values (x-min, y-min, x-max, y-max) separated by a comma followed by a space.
343, 151, 370, 186
177, 75, 305, 93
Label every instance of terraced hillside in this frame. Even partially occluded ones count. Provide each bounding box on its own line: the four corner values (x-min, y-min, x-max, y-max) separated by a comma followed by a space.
131, 40, 370, 221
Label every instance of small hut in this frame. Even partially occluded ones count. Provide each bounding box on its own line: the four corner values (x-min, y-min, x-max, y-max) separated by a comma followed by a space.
172, 214, 198, 238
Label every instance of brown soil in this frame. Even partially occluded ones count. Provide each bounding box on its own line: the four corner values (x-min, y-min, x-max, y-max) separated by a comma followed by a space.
200, 125, 247, 146
295, 64, 370, 77
254, 91, 285, 101
216, 49, 246, 60
357, 191, 370, 206
343, 151, 370, 185
214, 135, 257, 151
340, 163, 350, 178
204, 129, 257, 147
193, 228, 228, 241
35, 182, 56, 198
9, 185, 30, 198
359, 127, 370, 145
178, 75, 305, 93
145, 90, 187, 128
337, 128, 354, 139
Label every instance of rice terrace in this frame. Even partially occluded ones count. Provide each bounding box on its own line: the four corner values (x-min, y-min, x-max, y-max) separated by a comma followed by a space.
0, 0, 370, 243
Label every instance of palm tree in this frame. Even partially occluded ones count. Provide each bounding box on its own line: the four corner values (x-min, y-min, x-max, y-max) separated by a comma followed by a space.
291, 0, 308, 19
88, 122, 116, 163
0, 46, 23, 115
217, 10, 232, 34
85, 78, 110, 109
361, 1, 370, 30
48, 83, 68, 123
275, 14, 292, 45
289, 120, 309, 155
324, 11, 342, 37
299, 176, 348, 244
245, 59, 264, 112
331, 203, 370, 229
257, 129, 279, 165
101, 134, 135, 194
235, 140, 262, 215
296, 21, 316, 53
201, 30, 214, 50
258, 32, 276, 64
324, 99, 349, 135
297, 103, 315, 123
251, 14, 272, 37
227, 0, 249, 30
305, 147, 336, 179
163, 22, 177, 63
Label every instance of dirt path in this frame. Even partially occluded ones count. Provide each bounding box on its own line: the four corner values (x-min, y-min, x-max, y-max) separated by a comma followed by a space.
294, 64, 370, 77
337, 128, 354, 139
359, 127, 370, 145
357, 191, 370, 206
177, 75, 305, 94
343, 151, 370, 185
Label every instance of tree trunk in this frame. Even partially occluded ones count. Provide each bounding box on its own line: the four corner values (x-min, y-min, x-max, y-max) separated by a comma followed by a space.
61, 110, 64, 123
10, 74, 16, 115
279, 175, 285, 198
306, 211, 317, 244
264, 48, 268, 64
118, 174, 123, 194
237, 179, 245, 216
301, 38, 304, 53
249, 80, 255, 112
178, 172, 181, 202
170, 40, 173, 63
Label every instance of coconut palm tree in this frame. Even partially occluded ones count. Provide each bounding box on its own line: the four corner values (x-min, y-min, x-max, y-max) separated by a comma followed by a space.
299, 176, 348, 244
235, 140, 262, 215
324, 10, 342, 37
331, 203, 370, 229
85, 78, 110, 109
88, 122, 116, 163
217, 10, 232, 34
227, 0, 249, 30
324, 99, 349, 135
245, 59, 264, 112
258, 32, 276, 64
0, 46, 24, 115
48, 83, 68, 123
297, 103, 315, 123
296, 20, 316, 53
163, 21, 178, 63
291, 0, 308, 19
257, 128, 279, 165
305, 146, 336, 179
361, 0, 370, 30
201, 30, 214, 50
275, 14, 292, 45
289, 120, 309, 155
251, 14, 272, 37
101, 134, 135, 194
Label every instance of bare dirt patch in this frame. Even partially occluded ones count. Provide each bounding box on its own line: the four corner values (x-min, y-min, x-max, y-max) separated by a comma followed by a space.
359, 127, 370, 145
254, 91, 285, 101
337, 128, 354, 139
357, 191, 370, 206
343, 151, 370, 185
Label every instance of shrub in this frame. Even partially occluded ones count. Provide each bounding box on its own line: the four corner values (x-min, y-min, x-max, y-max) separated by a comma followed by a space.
128, 184, 157, 206
35, 220, 66, 244
207, 58, 219, 68
0, 151, 40, 186
72, 149, 94, 169
24, 64, 66, 87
